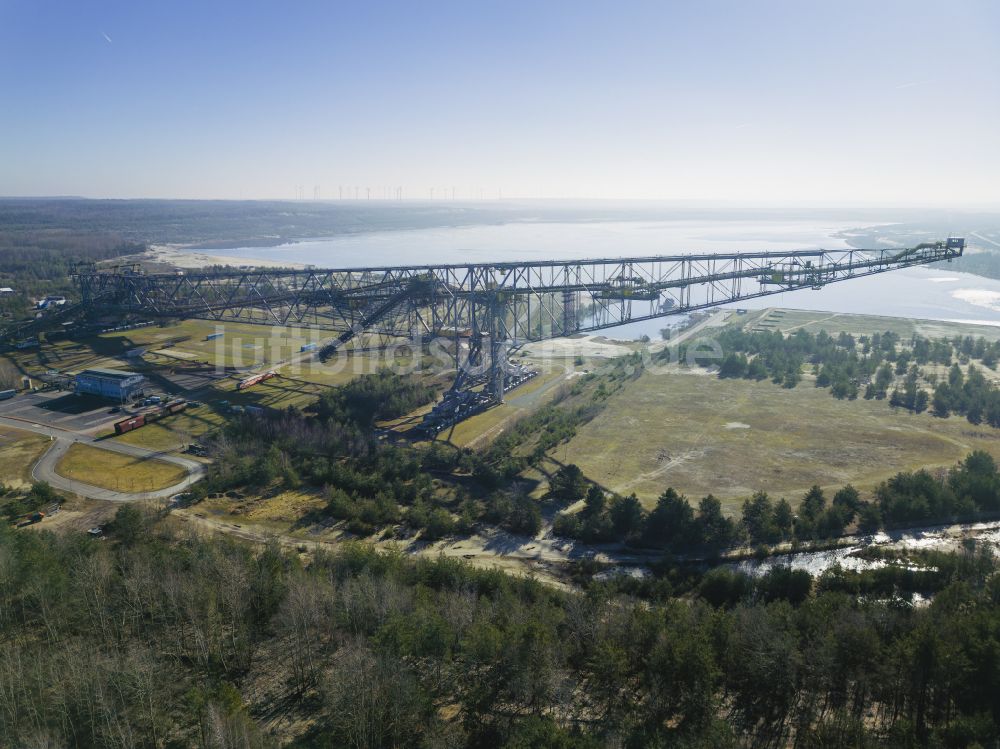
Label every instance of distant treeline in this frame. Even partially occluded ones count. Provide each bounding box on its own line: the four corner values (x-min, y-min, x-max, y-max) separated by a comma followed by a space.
0, 231, 142, 318
692, 325, 1000, 427
941, 247, 1000, 281
554, 450, 1000, 550
0, 198, 904, 248
922, 362, 1000, 425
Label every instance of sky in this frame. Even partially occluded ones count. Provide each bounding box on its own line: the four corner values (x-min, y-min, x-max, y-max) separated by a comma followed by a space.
1, 0, 998, 205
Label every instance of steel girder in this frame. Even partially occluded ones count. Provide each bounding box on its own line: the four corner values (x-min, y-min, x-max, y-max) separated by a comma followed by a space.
66, 241, 963, 404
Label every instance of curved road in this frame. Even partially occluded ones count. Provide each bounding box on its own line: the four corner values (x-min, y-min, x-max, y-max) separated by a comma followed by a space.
0, 415, 205, 502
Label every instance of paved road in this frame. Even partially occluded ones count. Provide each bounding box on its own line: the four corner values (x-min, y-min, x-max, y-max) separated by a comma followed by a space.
0, 415, 205, 502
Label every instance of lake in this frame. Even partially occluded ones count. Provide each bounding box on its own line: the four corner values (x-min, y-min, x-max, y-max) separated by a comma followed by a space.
192, 218, 1000, 338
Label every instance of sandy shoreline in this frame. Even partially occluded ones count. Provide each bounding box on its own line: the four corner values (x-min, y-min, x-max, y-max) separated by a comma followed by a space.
135, 244, 308, 270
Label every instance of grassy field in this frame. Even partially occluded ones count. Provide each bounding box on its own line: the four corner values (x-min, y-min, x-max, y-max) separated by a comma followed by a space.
557, 369, 1000, 513
6, 318, 374, 377
221, 488, 326, 523
15, 305, 1000, 509
111, 409, 226, 451
96, 319, 421, 373
6, 319, 417, 451
56, 443, 188, 493
0, 428, 51, 489
438, 368, 571, 448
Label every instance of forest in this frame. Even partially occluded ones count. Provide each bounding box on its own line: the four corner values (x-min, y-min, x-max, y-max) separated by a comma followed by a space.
0, 230, 142, 319
553, 450, 1000, 550
692, 326, 1000, 427
947, 248, 1000, 282
0, 199, 887, 251
3, 506, 1000, 748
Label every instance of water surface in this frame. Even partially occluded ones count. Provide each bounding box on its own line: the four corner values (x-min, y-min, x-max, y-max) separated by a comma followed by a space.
194, 219, 1000, 337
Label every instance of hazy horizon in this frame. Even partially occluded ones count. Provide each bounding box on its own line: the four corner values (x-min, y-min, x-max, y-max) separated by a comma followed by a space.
2, 1, 998, 206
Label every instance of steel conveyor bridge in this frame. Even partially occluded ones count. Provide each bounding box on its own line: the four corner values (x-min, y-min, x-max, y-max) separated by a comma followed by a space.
10, 238, 968, 430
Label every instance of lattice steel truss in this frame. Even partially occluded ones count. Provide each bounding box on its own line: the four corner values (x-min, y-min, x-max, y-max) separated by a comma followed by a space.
66, 240, 962, 406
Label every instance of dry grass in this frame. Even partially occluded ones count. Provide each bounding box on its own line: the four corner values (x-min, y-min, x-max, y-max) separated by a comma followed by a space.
112, 409, 226, 451
440, 369, 569, 448
233, 489, 326, 522
558, 369, 1000, 512
24, 496, 120, 534
0, 427, 51, 489
56, 443, 188, 493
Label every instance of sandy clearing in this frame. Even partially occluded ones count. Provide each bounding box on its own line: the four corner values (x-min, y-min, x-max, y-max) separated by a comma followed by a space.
522, 336, 636, 359
135, 245, 308, 270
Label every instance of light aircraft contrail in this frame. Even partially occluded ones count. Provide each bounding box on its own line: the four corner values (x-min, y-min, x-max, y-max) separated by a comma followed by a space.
894, 78, 933, 90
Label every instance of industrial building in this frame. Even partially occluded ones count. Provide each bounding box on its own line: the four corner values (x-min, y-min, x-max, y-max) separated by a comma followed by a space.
36, 295, 67, 310
74, 368, 145, 401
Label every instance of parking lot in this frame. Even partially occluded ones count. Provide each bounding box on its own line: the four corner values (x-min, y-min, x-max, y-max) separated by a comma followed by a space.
0, 390, 147, 436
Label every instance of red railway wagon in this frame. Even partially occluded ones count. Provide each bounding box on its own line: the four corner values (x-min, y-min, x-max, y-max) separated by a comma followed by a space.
144, 408, 166, 424
113, 400, 187, 435
114, 414, 146, 434
147, 400, 188, 423
237, 370, 277, 390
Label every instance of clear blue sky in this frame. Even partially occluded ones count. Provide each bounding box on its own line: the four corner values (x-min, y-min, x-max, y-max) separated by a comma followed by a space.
1, 0, 997, 204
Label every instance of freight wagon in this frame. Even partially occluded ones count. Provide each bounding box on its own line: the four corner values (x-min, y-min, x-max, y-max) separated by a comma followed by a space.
142, 400, 188, 424
144, 408, 166, 424
114, 415, 146, 434
112, 400, 188, 434
237, 370, 277, 390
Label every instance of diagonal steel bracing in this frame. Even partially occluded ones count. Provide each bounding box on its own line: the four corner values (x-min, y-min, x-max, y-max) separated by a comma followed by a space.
60, 239, 967, 426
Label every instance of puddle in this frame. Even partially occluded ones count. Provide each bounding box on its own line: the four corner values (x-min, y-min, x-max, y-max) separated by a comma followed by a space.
732, 519, 1000, 577
593, 566, 652, 581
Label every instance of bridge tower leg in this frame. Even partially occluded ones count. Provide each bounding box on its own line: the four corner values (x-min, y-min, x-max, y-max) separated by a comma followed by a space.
561, 264, 578, 336
485, 291, 512, 404
487, 335, 507, 404
562, 289, 575, 336
449, 292, 509, 405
